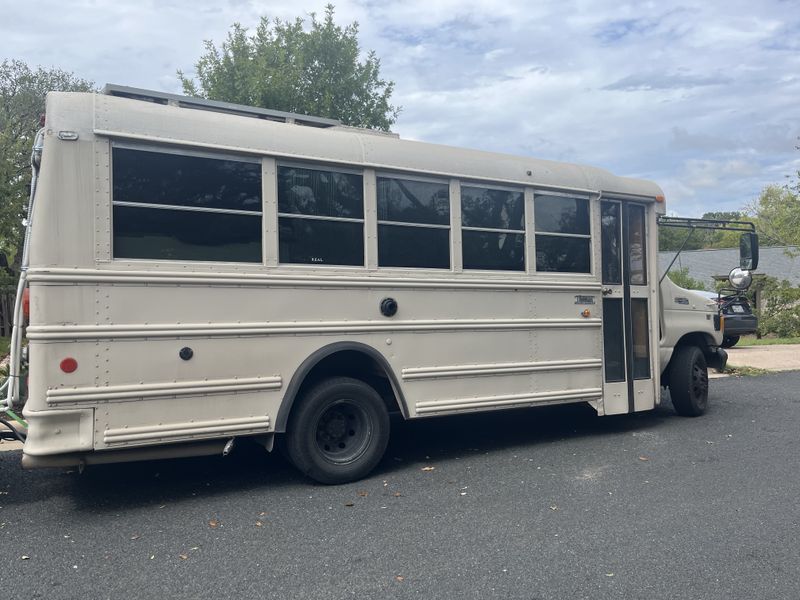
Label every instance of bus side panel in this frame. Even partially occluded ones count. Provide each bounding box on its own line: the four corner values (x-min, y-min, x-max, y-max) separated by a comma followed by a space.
24, 280, 604, 452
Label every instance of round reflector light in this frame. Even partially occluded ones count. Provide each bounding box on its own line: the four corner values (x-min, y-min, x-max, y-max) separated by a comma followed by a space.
60, 358, 78, 373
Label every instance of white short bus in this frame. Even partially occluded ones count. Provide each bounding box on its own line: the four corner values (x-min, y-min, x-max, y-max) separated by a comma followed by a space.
3, 86, 756, 483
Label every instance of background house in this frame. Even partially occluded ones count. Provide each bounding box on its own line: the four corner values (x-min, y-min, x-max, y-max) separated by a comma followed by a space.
658, 246, 800, 289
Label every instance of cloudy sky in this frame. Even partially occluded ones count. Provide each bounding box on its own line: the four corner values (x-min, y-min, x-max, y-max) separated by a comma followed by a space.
3, 0, 798, 215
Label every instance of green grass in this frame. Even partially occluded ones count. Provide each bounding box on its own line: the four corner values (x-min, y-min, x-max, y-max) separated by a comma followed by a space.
737, 336, 800, 346
724, 365, 774, 377
0, 336, 10, 357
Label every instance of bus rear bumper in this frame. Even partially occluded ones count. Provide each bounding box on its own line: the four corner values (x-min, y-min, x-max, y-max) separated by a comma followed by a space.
22, 408, 94, 458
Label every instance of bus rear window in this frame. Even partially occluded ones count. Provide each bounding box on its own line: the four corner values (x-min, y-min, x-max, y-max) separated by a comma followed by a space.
111, 147, 263, 263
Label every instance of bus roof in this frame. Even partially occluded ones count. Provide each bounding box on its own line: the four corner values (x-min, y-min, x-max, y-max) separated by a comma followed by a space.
50, 88, 664, 201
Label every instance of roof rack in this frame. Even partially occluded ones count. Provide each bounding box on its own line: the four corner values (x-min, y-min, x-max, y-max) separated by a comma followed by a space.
103, 84, 341, 129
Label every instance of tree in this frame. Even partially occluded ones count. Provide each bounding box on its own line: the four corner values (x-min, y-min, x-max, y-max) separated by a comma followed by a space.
179, 5, 400, 131
0, 60, 94, 274
749, 184, 800, 249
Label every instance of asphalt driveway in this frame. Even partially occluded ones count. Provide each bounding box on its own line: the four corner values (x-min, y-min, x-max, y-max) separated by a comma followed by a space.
2, 371, 799, 599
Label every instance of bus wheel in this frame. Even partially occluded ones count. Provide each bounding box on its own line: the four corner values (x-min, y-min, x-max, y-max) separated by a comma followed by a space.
669, 346, 708, 417
284, 377, 390, 484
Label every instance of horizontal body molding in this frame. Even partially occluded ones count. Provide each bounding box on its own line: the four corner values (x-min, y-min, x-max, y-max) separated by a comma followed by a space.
402, 358, 602, 380
47, 376, 282, 405
27, 318, 602, 341
415, 388, 603, 415
103, 415, 271, 444
26, 267, 602, 292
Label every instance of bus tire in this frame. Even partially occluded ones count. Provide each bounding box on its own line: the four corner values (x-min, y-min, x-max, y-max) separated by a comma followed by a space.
669, 345, 709, 417
721, 335, 740, 348
284, 377, 390, 484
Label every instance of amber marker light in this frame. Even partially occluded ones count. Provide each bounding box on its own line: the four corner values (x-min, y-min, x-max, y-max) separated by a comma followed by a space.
581, 309, 591, 318
60, 358, 78, 373
655, 195, 665, 203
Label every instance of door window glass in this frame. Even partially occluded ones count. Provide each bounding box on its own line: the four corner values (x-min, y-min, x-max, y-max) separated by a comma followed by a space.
628, 204, 647, 285
602, 298, 626, 382
631, 298, 651, 379
601, 202, 622, 285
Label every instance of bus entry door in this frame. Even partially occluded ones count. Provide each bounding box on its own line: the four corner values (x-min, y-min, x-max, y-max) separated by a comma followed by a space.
600, 200, 655, 414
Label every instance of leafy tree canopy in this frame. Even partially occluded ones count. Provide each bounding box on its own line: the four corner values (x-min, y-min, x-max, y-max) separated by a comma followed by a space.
0, 59, 94, 274
749, 183, 800, 249
178, 5, 400, 131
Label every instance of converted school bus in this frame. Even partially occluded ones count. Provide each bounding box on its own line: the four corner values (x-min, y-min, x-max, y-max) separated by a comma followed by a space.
10, 86, 712, 484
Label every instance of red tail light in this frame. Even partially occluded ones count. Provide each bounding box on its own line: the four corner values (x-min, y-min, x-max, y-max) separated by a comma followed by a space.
60, 358, 78, 373
22, 288, 30, 319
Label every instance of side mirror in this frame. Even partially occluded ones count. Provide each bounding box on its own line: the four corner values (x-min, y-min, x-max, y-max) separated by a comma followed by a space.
740, 232, 759, 271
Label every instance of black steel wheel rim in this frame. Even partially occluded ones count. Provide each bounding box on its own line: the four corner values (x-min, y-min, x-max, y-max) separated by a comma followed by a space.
691, 360, 708, 402
314, 399, 372, 464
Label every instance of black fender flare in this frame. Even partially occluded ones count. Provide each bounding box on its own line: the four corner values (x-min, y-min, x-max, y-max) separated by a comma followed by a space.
274, 341, 409, 432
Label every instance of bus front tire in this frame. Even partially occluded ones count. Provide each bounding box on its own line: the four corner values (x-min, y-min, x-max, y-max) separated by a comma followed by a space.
284, 377, 390, 485
669, 346, 709, 417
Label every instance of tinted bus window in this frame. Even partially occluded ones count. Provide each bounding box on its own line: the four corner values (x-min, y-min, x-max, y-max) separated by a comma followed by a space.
112, 147, 263, 263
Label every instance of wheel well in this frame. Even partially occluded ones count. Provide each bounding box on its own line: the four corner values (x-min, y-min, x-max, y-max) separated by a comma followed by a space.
275, 344, 407, 432
661, 331, 718, 386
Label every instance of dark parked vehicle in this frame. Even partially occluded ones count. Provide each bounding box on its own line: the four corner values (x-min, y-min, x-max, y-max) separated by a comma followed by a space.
697, 290, 758, 348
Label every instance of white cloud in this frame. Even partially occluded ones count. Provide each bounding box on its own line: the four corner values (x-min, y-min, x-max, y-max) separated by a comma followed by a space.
2, 0, 798, 216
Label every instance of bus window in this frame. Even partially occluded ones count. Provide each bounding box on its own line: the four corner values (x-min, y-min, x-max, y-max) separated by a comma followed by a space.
534, 195, 591, 273
601, 202, 622, 285
631, 298, 651, 379
461, 185, 525, 271
277, 165, 365, 266
628, 204, 647, 285
377, 176, 450, 269
112, 147, 262, 263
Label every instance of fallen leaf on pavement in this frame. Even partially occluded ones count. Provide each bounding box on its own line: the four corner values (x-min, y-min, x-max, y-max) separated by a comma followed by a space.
638, 456, 649, 461
130, 535, 140, 540
549, 505, 558, 511
393, 492, 402, 497
259, 512, 267, 517
21, 555, 29, 560
357, 490, 368, 497
606, 573, 614, 577
344, 501, 354, 507
179, 554, 188, 560
208, 519, 220, 528
255, 521, 263, 527
395, 576, 404, 582
421, 466, 435, 472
